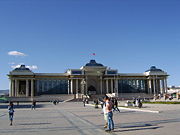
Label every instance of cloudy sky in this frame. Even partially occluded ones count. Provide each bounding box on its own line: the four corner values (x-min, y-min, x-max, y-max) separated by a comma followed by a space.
0, 0, 180, 90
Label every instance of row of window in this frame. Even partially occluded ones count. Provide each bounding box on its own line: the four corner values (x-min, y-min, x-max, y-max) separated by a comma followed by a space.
118, 80, 148, 93
35, 80, 68, 95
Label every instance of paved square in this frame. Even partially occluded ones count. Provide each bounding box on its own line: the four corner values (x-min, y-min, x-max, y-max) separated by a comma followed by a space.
1, 102, 180, 135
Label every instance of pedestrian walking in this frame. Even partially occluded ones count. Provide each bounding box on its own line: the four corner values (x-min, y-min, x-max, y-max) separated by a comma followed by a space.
8, 102, 14, 126
83, 98, 86, 107
114, 98, 120, 112
105, 96, 114, 132
31, 100, 36, 110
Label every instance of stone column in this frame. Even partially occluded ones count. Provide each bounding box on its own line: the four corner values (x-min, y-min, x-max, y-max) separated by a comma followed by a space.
71, 79, 73, 94
157, 79, 160, 94
26, 79, 29, 97
162, 79, 165, 94
15, 79, 18, 97
31, 79, 34, 97
165, 78, 168, 94
68, 80, 70, 94
85, 76, 88, 95
106, 79, 108, 94
111, 79, 113, 93
149, 80, 152, 94
9, 79, 12, 97
100, 76, 103, 94
135, 79, 137, 89
11, 80, 14, 97
115, 79, 118, 94
42, 80, 44, 92
37, 80, 39, 94
153, 78, 156, 95
76, 79, 79, 94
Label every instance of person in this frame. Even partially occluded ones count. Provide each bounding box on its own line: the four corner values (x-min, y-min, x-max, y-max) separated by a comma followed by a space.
111, 98, 115, 111
95, 99, 99, 108
114, 98, 120, 112
31, 100, 36, 110
8, 102, 14, 126
83, 98, 86, 107
103, 97, 108, 128
86, 98, 89, 104
105, 96, 114, 132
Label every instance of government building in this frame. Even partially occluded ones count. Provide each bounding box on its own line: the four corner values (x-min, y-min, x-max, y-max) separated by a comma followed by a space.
8, 60, 168, 101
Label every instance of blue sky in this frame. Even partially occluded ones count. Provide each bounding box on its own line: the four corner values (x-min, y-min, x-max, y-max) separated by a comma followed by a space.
0, 0, 180, 90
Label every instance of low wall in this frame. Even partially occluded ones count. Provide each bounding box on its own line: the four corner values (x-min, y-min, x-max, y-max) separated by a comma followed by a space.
8, 94, 75, 102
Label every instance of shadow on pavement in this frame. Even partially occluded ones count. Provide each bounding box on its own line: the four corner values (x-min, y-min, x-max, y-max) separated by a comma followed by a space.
120, 123, 156, 128
18, 122, 52, 126
113, 126, 162, 133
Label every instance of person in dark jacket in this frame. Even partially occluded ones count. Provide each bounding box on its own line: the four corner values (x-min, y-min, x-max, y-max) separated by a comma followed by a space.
8, 102, 14, 126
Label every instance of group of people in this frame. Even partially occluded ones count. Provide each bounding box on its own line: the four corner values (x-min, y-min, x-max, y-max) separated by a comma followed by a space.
133, 97, 142, 108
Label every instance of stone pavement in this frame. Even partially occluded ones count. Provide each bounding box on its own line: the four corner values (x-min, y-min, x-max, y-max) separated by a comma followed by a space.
1, 102, 180, 135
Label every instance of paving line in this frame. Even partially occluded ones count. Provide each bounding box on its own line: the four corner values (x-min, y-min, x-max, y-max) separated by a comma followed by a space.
85, 104, 159, 113
54, 106, 115, 135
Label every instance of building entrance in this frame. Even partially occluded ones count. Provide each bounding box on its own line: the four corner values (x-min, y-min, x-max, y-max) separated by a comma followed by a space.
88, 85, 96, 95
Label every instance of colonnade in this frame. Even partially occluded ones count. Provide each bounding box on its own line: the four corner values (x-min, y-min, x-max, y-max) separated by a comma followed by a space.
105, 79, 118, 94
9, 79, 34, 97
148, 77, 168, 95
9, 76, 168, 97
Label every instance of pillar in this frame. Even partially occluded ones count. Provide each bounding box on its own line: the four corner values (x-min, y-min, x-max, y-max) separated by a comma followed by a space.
100, 76, 103, 94
9, 79, 11, 97
37, 80, 39, 94
165, 78, 168, 94
157, 79, 160, 94
68, 80, 70, 94
11, 80, 14, 97
76, 79, 79, 94
42, 80, 44, 92
31, 79, 34, 97
71, 79, 73, 94
115, 79, 118, 94
106, 79, 109, 93
111, 79, 113, 93
153, 78, 156, 95
162, 79, 165, 94
15, 79, 18, 97
26, 79, 29, 97
85, 76, 88, 95
148, 80, 152, 94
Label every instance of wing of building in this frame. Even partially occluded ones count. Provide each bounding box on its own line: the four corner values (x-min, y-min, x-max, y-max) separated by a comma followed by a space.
8, 60, 168, 101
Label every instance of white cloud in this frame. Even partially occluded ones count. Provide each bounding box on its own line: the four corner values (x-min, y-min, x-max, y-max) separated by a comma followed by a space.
26, 65, 38, 70
11, 64, 38, 70
11, 64, 21, 69
8, 51, 27, 56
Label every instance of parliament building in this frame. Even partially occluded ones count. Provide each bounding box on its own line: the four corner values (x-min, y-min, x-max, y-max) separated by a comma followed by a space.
8, 60, 168, 100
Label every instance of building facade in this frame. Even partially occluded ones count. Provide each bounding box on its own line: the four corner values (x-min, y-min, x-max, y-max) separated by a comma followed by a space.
8, 60, 168, 98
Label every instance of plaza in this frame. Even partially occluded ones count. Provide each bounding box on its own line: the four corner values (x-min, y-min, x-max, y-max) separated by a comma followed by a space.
1, 102, 180, 135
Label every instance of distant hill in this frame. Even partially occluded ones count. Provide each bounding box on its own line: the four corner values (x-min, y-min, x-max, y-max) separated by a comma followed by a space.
0, 90, 9, 95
